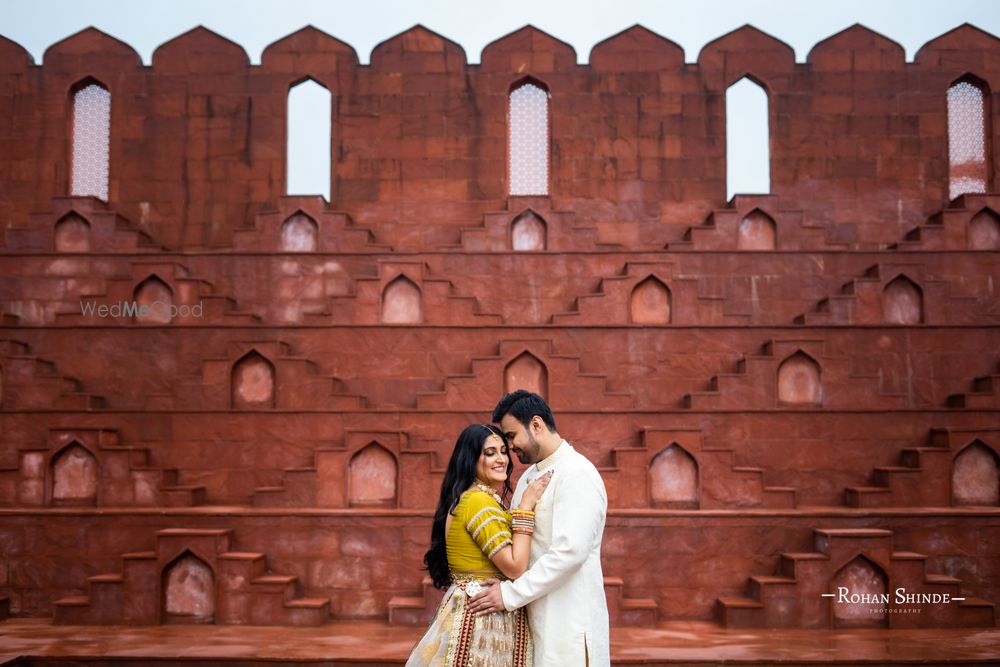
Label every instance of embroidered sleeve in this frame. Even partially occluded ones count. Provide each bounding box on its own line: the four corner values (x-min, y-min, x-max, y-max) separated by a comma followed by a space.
463, 491, 512, 558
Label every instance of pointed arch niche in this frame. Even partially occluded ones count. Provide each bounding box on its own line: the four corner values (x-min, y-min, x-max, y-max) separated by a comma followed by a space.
882, 276, 923, 325
649, 444, 698, 508
777, 352, 821, 405
381, 275, 422, 324
286, 78, 332, 200
952, 440, 1000, 506
348, 442, 398, 507
830, 556, 888, 628
280, 212, 318, 252
511, 210, 547, 251
508, 79, 550, 196
630, 276, 671, 324
162, 551, 215, 624
54, 212, 91, 252
51, 442, 98, 506
737, 209, 776, 250
504, 352, 548, 397
726, 77, 770, 200
133, 275, 173, 325
231, 351, 276, 409
968, 208, 1000, 250
947, 76, 991, 200
70, 79, 111, 201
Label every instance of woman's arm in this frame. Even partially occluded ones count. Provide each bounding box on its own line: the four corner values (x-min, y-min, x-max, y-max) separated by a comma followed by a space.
488, 471, 553, 579
488, 527, 532, 579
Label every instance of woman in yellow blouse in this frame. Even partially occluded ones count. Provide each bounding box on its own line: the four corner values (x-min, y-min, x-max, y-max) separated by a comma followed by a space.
406, 424, 552, 667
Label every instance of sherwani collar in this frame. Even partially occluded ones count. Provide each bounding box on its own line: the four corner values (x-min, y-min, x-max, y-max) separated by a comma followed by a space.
535, 439, 571, 472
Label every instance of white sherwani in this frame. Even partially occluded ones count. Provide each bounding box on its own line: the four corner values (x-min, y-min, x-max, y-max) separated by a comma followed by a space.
500, 441, 610, 666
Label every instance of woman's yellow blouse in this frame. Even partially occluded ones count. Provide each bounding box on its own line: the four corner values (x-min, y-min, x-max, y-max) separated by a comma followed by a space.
446, 489, 512, 574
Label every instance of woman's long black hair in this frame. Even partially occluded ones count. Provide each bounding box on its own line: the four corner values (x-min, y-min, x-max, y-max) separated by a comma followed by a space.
424, 424, 513, 589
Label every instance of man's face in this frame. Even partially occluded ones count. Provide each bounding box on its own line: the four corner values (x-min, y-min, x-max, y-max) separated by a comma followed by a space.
500, 414, 542, 464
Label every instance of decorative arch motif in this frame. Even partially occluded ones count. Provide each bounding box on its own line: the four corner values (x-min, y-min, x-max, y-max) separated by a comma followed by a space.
830, 555, 888, 628
953, 440, 1000, 506
508, 79, 550, 196
286, 78, 332, 200
70, 79, 111, 200
280, 211, 318, 252
649, 444, 698, 508
882, 275, 923, 325
231, 351, 276, 408
511, 210, 547, 251
51, 442, 98, 506
968, 208, 1000, 250
133, 275, 173, 325
381, 275, 422, 324
777, 351, 821, 405
162, 551, 215, 624
630, 276, 671, 325
726, 76, 771, 200
948, 76, 990, 200
54, 212, 91, 252
348, 442, 398, 507
504, 352, 548, 397
737, 209, 776, 250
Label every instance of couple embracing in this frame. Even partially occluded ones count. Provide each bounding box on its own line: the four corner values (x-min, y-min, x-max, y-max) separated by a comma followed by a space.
406, 390, 610, 667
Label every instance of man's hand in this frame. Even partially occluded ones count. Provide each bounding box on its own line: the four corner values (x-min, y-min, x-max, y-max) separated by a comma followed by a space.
465, 578, 504, 616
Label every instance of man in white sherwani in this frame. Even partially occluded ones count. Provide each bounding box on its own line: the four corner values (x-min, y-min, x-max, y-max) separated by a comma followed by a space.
467, 390, 610, 666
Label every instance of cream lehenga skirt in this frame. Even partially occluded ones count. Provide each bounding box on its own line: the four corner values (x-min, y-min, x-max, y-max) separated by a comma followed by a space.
405, 578, 532, 667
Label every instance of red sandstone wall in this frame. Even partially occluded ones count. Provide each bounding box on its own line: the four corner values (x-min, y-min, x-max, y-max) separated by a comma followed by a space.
0, 22, 999, 629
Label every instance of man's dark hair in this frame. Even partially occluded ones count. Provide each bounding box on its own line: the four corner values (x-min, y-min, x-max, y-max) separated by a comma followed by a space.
491, 389, 557, 432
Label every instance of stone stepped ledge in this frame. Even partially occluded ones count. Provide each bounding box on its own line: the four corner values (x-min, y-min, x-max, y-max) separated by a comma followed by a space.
2, 507, 998, 518
5, 248, 998, 257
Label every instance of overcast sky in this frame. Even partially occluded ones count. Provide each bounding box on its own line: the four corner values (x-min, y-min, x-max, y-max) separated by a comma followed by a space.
4, 0, 1000, 64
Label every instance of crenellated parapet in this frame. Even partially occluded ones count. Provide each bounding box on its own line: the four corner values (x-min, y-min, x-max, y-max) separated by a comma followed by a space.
1, 23, 999, 248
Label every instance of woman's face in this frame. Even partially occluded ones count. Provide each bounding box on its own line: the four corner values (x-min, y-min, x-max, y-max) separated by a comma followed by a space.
475, 433, 509, 487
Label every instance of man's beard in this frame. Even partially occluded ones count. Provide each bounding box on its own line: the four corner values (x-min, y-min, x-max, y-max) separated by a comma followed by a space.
515, 432, 540, 464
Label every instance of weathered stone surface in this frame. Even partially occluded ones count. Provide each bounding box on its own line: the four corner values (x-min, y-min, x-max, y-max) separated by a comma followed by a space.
0, 23, 998, 632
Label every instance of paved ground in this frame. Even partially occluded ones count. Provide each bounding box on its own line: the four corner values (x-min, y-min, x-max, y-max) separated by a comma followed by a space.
2, 619, 1000, 665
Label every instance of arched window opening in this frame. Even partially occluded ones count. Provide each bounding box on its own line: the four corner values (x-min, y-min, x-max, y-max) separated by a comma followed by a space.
737, 209, 776, 250
51, 442, 98, 506
830, 556, 888, 628
348, 443, 398, 507
381, 275, 422, 324
231, 351, 276, 409
287, 79, 332, 201
948, 78, 990, 200
162, 551, 215, 624
726, 77, 770, 201
630, 276, 671, 324
54, 213, 92, 253
504, 352, 548, 397
509, 81, 550, 196
969, 208, 1000, 250
882, 276, 923, 325
133, 275, 173, 325
280, 212, 318, 252
511, 211, 547, 251
953, 440, 999, 506
71, 82, 111, 200
649, 444, 698, 508
777, 352, 822, 405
